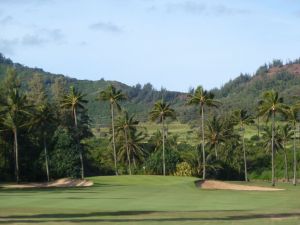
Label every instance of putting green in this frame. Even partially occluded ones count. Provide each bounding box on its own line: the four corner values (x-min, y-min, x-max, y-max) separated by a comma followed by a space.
0, 175, 299, 224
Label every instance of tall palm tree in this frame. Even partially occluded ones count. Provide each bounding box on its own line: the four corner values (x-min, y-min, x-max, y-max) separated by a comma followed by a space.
116, 111, 139, 175
61, 86, 87, 179
232, 109, 254, 182
30, 103, 56, 181
279, 124, 293, 182
1, 88, 30, 183
99, 84, 126, 175
258, 90, 288, 186
149, 100, 176, 176
186, 86, 220, 180
287, 105, 300, 185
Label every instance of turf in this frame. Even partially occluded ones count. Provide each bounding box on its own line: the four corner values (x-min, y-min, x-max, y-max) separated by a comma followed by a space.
0, 175, 299, 224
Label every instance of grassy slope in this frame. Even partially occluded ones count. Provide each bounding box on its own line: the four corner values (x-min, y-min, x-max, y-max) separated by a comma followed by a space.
93, 121, 260, 144
0, 176, 299, 224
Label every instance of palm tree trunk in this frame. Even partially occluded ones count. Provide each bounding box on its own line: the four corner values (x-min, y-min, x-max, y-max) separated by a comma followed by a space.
214, 144, 218, 159
124, 128, 132, 175
282, 140, 288, 182
133, 156, 136, 169
293, 124, 297, 185
74, 108, 84, 179
14, 128, 19, 183
201, 105, 206, 180
242, 129, 248, 182
43, 133, 50, 182
271, 111, 275, 186
162, 117, 166, 176
111, 104, 118, 176
284, 149, 288, 182
257, 116, 260, 139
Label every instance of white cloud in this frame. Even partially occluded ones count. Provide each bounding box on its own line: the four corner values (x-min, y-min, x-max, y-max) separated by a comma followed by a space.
90, 22, 123, 33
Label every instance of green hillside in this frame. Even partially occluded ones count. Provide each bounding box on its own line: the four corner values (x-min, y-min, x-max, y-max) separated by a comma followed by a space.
1, 53, 300, 126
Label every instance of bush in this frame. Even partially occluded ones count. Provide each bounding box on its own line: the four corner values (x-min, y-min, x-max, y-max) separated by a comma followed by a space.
174, 162, 192, 176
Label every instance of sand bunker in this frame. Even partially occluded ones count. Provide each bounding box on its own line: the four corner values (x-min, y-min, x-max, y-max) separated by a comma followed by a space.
1, 178, 93, 189
197, 180, 284, 191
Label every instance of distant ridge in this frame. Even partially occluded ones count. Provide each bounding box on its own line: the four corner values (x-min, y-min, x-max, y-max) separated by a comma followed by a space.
1, 53, 300, 125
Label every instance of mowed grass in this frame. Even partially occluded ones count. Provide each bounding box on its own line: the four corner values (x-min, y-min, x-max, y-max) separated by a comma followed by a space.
0, 176, 300, 225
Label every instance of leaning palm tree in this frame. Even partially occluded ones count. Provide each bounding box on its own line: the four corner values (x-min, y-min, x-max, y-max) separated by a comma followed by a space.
98, 84, 126, 175
287, 105, 300, 185
149, 100, 176, 176
232, 109, 254, 182
258, 90, 288, 186
186, 86, 220, 180
279, 124, 293, 182
128, 131, 146, 169
1, 88, 30, 183
30, 103, 56, 181
61, 86, 87, 179
118, 130, 145, 173
205, 115, 225, 159
116, 111, 139, 175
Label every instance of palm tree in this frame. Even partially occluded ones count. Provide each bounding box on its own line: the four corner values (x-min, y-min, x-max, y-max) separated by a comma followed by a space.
116, 111, 139, 175
1, 88, 30, 183
258, 90, 288, 186
118, 130, 145, 172
98, 84, 126, 175
186, 86, 220, 180
30, 103, 56, 181
261, 125, 283, 167
205, 115, 225, 159
61, 86, 87, 179
128, 131, 146, 169
279, 124, 293, 182
287, 105, 300, 185
232, 109, 254, 182
149, 100, 176, 176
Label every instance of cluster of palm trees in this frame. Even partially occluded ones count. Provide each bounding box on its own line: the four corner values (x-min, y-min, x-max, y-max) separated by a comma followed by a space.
1, 69, 299, 186
0, 69, 89, 182
147, 86, 299, 186
190, 88, 299, 186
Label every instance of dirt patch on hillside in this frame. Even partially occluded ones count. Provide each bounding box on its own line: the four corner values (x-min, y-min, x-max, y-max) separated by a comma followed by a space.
1, 178, 93, 189
196, 180, 284, 191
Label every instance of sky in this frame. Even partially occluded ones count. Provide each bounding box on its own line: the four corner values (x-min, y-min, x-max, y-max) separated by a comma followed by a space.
1, 0, 300, 92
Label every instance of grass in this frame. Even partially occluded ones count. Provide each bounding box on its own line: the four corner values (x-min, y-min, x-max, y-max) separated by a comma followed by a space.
92, 121, 263, 145
0, 175, 300, 224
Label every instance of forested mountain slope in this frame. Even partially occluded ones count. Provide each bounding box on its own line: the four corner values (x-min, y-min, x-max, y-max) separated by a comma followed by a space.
1, 53, 300, 125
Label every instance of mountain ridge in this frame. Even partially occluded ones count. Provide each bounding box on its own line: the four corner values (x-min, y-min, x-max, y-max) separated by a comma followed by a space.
1, 53, 300, 125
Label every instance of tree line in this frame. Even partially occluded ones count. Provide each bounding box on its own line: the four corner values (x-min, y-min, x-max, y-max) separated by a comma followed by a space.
0, 68, 299, 186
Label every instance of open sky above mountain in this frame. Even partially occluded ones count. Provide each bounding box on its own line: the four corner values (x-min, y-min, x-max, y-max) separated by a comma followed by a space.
1, 0, 300, 91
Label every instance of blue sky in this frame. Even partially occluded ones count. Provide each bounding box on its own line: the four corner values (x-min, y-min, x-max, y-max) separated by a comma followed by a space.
1, 0, 300, 92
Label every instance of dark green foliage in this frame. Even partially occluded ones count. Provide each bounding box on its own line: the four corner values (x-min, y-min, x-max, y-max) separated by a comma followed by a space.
145, 148, 180, 175
50, 127, 81, 178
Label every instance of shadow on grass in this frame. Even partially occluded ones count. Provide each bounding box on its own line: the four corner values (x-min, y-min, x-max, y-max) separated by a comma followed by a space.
0, 211, 299, 223
0, 183, 126, 194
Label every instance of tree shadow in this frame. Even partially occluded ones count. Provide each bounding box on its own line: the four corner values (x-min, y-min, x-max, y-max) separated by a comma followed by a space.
0, 211, 299, 224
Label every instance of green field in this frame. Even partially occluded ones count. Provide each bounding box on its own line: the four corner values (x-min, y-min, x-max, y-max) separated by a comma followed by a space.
0, 176, 300, 225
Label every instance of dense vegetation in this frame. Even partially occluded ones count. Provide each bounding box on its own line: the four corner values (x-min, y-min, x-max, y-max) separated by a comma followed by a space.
0, 53, 300, 185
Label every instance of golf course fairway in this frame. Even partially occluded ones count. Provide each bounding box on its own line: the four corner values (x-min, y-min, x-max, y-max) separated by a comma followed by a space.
0, 175, 299, 224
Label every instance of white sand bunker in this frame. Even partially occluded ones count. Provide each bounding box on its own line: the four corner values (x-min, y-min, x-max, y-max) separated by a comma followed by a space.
2, 178, 93, 189
197, 180, 284, 191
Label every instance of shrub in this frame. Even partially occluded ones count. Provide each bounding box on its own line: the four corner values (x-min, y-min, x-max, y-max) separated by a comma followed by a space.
174, 162, 192, 177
